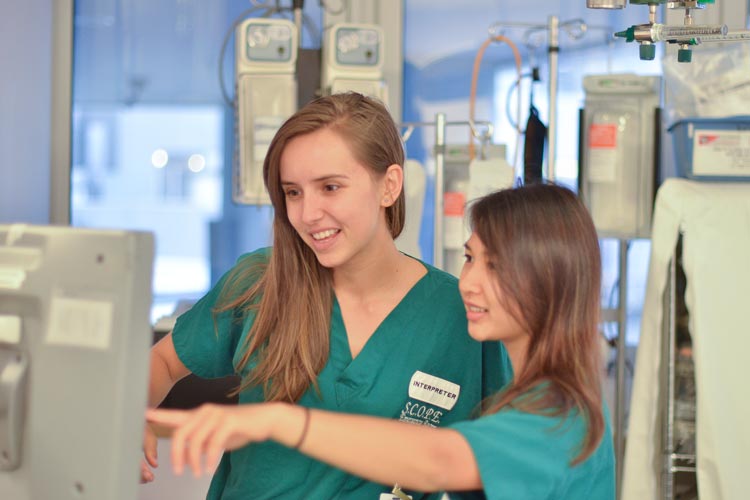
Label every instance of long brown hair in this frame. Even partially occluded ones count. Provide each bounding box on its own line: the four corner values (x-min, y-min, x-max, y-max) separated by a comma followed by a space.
215, 93, 405, 402
470, 184, 604, 465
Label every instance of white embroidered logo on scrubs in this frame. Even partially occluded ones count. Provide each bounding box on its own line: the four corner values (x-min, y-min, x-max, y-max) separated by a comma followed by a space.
408, 371, 460, 410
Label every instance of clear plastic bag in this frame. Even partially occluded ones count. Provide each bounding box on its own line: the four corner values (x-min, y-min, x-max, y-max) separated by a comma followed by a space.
663, 43, 750, 123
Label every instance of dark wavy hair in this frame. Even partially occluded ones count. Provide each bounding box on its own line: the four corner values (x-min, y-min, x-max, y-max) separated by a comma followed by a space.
471, 184, 604, 465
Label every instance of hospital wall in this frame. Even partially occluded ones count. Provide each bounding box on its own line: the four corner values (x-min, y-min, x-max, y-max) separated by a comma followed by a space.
0, 0, 54, 224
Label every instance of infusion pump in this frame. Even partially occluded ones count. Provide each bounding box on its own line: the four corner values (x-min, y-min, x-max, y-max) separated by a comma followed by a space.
322, 23, 388, 103
234, 20, 389, 206
234, 18, 298, 205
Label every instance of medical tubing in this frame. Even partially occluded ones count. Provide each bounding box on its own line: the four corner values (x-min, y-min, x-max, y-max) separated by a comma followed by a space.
219, 5, 267, 107
505, 71, 536, 132
319, 0, 347, 16
469, 36, 523, 165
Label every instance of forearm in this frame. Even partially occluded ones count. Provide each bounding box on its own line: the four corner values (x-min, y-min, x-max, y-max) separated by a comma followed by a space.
270, 404, 481, 492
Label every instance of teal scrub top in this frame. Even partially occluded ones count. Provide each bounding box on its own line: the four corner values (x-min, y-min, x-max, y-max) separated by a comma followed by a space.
447, 404, 615, 500
172, 248, 513, 500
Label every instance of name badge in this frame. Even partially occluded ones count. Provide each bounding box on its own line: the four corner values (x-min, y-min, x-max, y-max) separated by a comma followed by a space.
379, 494, 412, 500
408, 371, 460, 410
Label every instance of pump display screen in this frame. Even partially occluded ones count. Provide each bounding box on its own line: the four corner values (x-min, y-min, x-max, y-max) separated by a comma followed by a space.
335, 27, 381, 66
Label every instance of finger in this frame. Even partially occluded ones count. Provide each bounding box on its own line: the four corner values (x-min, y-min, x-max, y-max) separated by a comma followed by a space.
205, 423, 233, 474
140, 459, 154, 483
146, 408, 190, 427
170, 406, 215, 476
144, 425, 159, 468
187, 409, 224, 478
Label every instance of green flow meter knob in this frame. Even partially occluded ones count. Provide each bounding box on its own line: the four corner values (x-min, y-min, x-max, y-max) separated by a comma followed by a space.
678, 48, 693, 63
639, 44, 656, 60
615, 26, 636, 42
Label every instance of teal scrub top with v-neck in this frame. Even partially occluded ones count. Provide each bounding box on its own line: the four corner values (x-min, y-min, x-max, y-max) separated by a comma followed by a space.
172, 248, 512, 500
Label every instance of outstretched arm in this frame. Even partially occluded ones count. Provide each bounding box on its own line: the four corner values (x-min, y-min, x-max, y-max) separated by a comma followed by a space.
146, 402, 482, 493
141, 333, 192, 483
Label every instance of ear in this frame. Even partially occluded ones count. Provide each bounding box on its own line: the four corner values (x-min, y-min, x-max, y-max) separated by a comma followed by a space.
381, 164, 403, 207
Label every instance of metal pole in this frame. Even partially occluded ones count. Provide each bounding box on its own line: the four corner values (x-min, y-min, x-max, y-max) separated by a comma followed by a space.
547, 15, 559, 182
50, 0, 74, 225
616, 239, 629, 499
661, 246, 678, 499
433, 113, 446, 269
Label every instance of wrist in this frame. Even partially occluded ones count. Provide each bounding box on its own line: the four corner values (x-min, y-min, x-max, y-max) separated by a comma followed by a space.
292, 406, 311, 450
269, 402, 310, 450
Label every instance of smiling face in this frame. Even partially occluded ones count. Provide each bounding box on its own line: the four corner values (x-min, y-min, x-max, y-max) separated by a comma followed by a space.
459, 233, 529, 352
280, 127, 397, 270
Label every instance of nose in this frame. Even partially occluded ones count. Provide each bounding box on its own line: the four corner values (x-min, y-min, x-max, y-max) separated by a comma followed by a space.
458, 261, 479, 297
300, 192, 324, 225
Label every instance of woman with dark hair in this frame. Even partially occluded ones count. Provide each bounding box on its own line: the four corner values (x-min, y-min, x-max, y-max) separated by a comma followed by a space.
148, 183, 615, 500
141, 92, 509, 500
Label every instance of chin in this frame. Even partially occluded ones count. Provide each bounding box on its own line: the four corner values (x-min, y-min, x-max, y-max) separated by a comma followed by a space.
467, 325, 488, 342
313, 254, 339, 269
311, 248, 347, 269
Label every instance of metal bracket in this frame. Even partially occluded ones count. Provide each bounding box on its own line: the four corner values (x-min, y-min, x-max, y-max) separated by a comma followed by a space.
0, 348, 28, 470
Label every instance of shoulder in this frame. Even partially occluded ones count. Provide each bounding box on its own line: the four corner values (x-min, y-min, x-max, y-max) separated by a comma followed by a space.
226, 247, 271, 281
453, 405, 588, 455
421, 260, 458, 285
235, 247, 271, 267
208, 247, 272, 306
415, 264, 466, 321
418, 260, 461, 297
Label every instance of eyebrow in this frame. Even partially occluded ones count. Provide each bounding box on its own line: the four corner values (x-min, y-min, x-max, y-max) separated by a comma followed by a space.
280, 174, 349, 186
464, 242, 472, 251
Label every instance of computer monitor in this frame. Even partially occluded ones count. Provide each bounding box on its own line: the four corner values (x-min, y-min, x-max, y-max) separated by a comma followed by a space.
0, 224, 154, 500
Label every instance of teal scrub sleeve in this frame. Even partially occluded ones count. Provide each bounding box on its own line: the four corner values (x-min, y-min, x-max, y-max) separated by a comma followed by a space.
171, 248, 270, 379
449, 409, 606, 500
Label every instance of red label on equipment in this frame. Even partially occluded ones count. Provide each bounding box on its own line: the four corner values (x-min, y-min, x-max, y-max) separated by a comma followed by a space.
443, 192, 466, 217
698, 134, 719, 146
589, 124, 617, 148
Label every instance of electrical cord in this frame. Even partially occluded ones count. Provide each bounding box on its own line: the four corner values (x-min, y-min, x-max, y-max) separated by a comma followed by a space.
469, 35, 523, 167
218, 5, 268, 107
504, 70, 539, 133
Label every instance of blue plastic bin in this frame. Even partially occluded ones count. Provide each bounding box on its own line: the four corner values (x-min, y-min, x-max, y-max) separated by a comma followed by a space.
668, 116, 750, 181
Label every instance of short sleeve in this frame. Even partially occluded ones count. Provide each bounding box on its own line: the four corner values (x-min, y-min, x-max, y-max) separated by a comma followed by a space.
172, 248, 269, 379
449, 410, 579, 500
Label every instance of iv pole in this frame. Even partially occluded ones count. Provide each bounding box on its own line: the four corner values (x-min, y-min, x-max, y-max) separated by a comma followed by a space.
487, 16, 589, 182
547, 16, 559, 181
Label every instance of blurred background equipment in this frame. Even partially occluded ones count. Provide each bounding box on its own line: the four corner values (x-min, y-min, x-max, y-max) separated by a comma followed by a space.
0, 225, 154, 500
579, 74, 661, 239
234, 17, 298, 204
588, 0, 750, 63
322, 23, 388, 101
